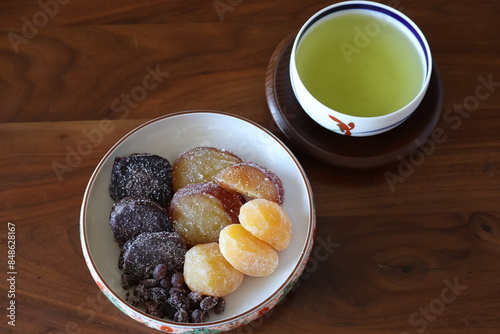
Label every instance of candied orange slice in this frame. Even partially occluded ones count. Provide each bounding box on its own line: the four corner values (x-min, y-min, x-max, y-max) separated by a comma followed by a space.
219, 224, 278, 277
239, 199, 292, 251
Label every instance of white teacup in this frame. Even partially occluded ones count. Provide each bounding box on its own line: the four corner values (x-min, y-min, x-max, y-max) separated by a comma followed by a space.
290, 1, 432, 136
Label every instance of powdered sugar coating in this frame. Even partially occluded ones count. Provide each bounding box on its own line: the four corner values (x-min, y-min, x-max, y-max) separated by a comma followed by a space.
219, 224, 279, 277
239, 199, 292, 251
172, 147, 242, 192
169, 183, 244, 247
109, 197, 174, 247
183, 243, 244, 297
122, 232, 187, 281
109, 153, 173, 207
171, 182, 243, 223
215, 162, 285, 205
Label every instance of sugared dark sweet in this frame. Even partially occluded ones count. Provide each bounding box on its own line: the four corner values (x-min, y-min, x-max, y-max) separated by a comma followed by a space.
171, 272, 184, 288
174, 309, 189, 323
187, 291, 203, 309
190, 308, 205, 323
141, 278, 160, 289
150, 287, 168, 304
160, 277, 172, 290
153, 264, 168, 281
121, 272, 135, 289
122, 232, 187, 281
145, 302, 164, 318
168, 292, 190, 310
169, 286, 188, 296
109, 153, 173, 207
162, 303, 177, 319
110, 197, 173, 246
200, 296, 218, 311
125, 291, 141, 306
123, 262, 227, 323
214, 297, 226, 314
118, 248, 125, 269
133, 284, 149, 301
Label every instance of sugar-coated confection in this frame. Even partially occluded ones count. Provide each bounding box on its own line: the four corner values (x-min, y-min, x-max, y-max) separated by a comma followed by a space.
172, 147, 242, 192
239, 199, 292, 251
122, 232, 187, 281
109, 197, 173, 247
170, 183, 243, 247
219, 224, 279, 277
184, 243, 244, 297
109, 153, 173, 207
215, 162, 285, 205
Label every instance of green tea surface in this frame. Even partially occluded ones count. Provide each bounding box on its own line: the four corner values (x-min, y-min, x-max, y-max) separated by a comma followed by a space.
296, 12, 424, 117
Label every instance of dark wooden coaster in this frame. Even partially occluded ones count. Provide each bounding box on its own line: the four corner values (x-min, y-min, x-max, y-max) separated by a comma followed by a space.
265, 33, 444, 169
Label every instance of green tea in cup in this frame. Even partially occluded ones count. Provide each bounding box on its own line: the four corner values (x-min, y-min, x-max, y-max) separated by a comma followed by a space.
295, 11, 425, 118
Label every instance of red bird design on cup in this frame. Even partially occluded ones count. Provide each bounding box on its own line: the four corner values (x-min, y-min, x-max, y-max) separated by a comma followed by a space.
328, 115, 355, 136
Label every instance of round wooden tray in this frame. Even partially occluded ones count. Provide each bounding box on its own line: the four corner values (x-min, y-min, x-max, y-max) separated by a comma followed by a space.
265, 34, 444, 169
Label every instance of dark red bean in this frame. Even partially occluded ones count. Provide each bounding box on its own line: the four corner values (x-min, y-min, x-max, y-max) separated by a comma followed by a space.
150, 287, 167, 304
174, 309, 189, 323
171, 272, 184, 288
153, 264, 168, 281
187, 291, 203, 309
141, 278, 159, 288
168, 293, 189, 310
121, 272, 135, 289
190, 309, 205, 323
125, 291, 141, 306
159, 277, 172, 289
145, 302, 164, 318
214, 297, 226, 314
162, 303, 177, 319
169, 287, 187, 296
200, 296, 218, 311
134, 284, 149, 302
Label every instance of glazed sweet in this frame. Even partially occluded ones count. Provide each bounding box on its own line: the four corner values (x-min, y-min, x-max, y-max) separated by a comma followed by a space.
239, 199, 292, 251
215, 162, 285, 205
172, 147, 242, 192
122, 232, 187, 281
219, 224, 279, 277
169, 183, 243, 246
109, 153, 173, 207
109, 197, 173, 247
183, 242, 244, 297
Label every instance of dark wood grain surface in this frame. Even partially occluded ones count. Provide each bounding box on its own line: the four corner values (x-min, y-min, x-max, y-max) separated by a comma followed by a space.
1, 0, 499, 333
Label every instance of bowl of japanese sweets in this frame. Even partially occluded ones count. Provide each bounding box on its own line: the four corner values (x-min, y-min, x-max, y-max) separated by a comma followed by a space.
80, 110, 316, 333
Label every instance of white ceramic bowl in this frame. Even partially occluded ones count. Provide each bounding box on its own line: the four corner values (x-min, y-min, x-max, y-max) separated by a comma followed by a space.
80, 110, 316, 333
290, 0, 432, 136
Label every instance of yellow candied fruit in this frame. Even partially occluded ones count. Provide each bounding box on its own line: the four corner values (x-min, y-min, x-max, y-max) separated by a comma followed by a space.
219, 224, 278, 277
183, 242, 244, 297
171, 192, 233, 246
172, 147, 242, 192
215, 162, 284, 205
239, 199, 292, 251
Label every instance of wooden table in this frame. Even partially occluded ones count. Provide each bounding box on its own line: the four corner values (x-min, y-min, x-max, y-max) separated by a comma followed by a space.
1, 0, 499, 333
